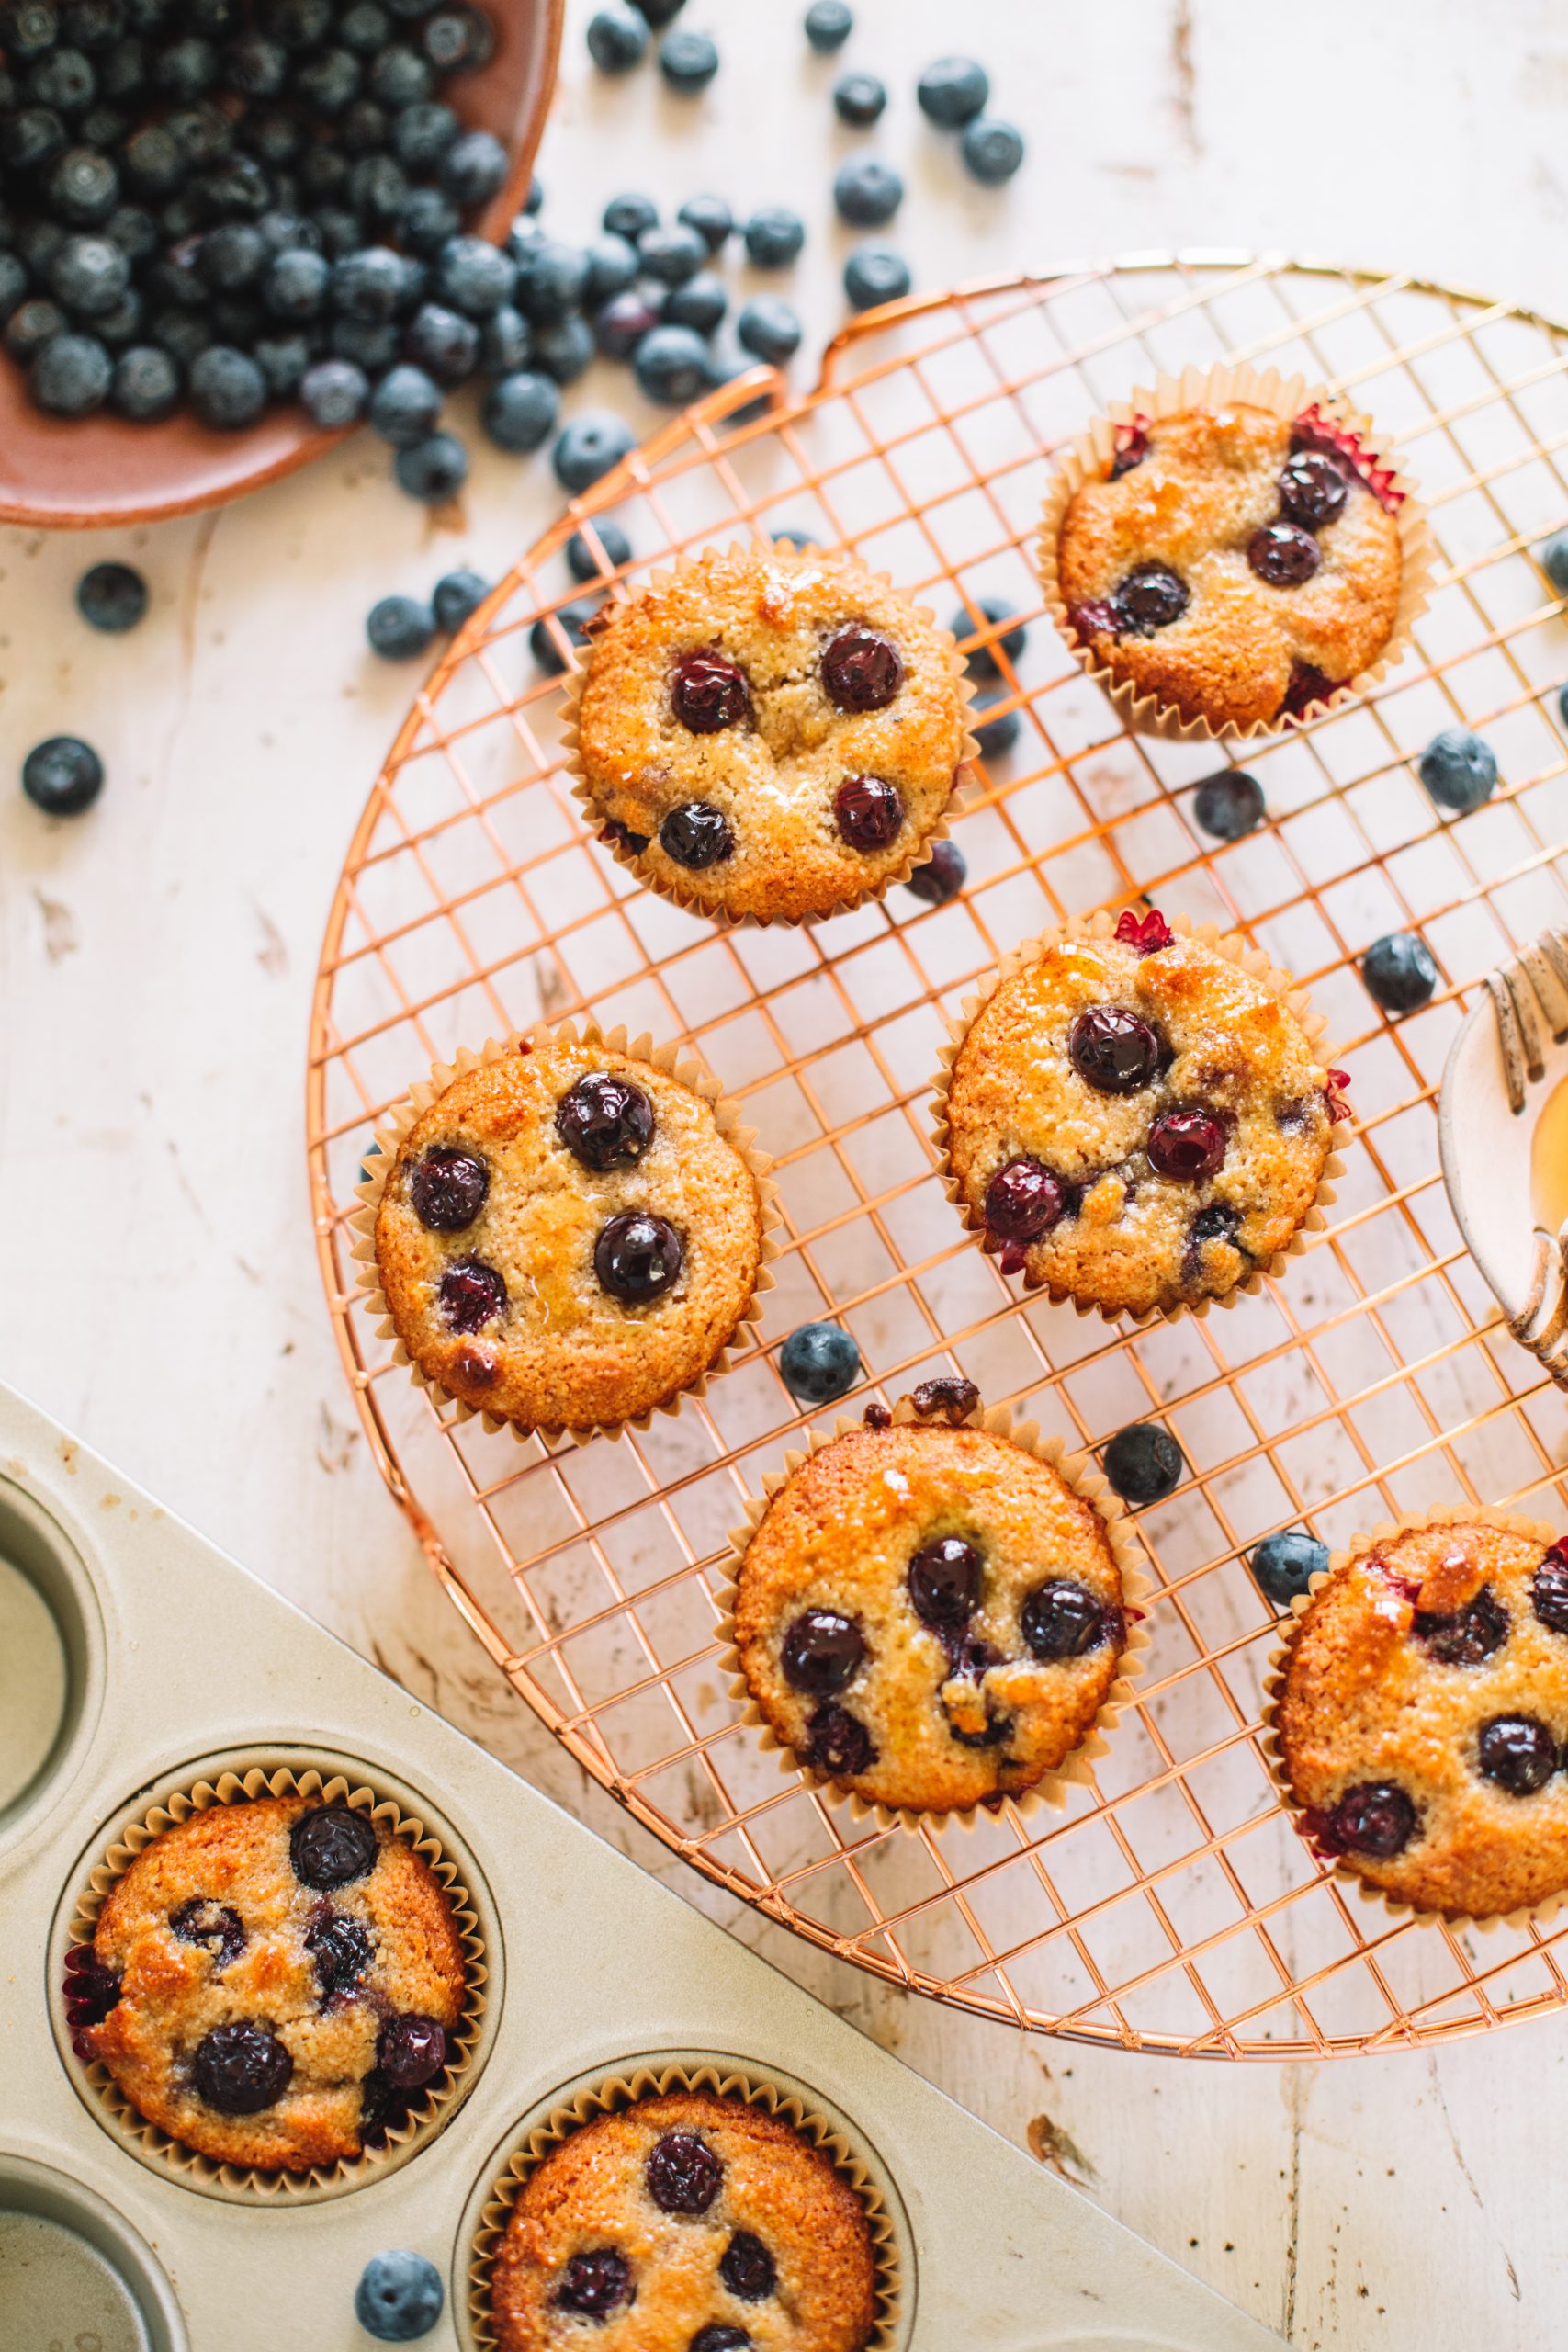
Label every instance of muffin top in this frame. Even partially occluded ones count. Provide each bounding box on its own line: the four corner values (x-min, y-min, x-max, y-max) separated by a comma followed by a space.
372, 1037, 766, 1434
72, 1797, 467, 2172
733, 1418, 1128, 1814
1275, 1521, 1568, 1918
489, 2089, 878, 2352
574, 544, 970, 922
1055, 401, 1404, 729
942, 913, 1337, 1319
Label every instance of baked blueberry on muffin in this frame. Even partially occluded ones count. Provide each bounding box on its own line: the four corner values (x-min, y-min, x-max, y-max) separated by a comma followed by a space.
571, 544, 973, 922
1053, 401, 1405, 730
1273, 1518, 1568, 1918
66, 1797, 467, 2171
489, 2089, 878, 2350
938, 909, 1345, 1319
370, 1035, 769, 1435
731, 1413, 1131, 1814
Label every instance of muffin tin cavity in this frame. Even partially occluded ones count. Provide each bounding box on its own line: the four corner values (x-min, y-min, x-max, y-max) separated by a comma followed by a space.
0, 2154, 186, 2352
0, 1477, 103, 1853
50, 1748, 498, 2204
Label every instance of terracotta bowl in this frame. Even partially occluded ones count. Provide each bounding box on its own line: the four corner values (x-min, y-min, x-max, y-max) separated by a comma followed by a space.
0, 0, 564, 530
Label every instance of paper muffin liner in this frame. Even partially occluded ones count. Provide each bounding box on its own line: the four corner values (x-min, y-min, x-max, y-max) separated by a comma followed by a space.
1259, 1504, 1568, 1936
1036, 360, 1434, 741
59, 1758, 489, 2201
931, 903, 1347, 1329
715, 1391, 1153, 1835
350, 1018, 783, 1446
468, 2055, 903, 2352
558, 543, 982, 928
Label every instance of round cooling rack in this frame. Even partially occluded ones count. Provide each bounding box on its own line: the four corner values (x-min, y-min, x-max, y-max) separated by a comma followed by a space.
308, 254, 1568, 2059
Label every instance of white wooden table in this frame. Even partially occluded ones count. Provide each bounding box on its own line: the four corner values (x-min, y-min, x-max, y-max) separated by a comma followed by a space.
5, 4, 1566, 2342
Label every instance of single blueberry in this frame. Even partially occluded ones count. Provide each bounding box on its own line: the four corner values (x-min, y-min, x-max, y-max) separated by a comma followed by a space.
742, 204, 805, 271
478, 303, 531, 376
1278, 448, 1348, 530
961, 117, 1025, 184
111, 342, 179, 419
586, 2, 648, 71
48, 231, 129, 314
6, 298, 67, 365
843, 244, 910, 311
436, 1256, 506, 1332
832, 68, 885, 124
355, 2251, 444, 2343
367, 594, 435, 661
677, 192, 731, 250
22, 734, 104, 815
638, 220, 706, 286
514, 238, 592, 324
1102, 1421, 1185, 1507
300, 356, 368, 426
567, 520, 632, 581
905, 838, 965, 905
833, 155, 902, 227
1361, 930, 1438, 1014
1249, 1530, 1329, 1608
737, 295, 800, 364
193, 2019, 292, 2113
528, 599, 597, 674
250, 327, 314, 394
423, 4, 493, 73
434, 232, 514, 318
30, 329, 111, 414
804, 0, 852, 49
917, 55, 988, 126
187, 342, 265, 427
409, 1145, 489, 1228
405, 299, 480, 383
1193, 769, 1265, 842
402, 187, 462, 257
603, 191, 658, 241
1418, 727, 1498, 814
634, 320, 708, 403
584, 231, 638, 302
779, 1319, 863, 1404
1147, 1106, 1226, 1182
76, 560, 148, 632
433, 568, 490, 631
535, 313, 595, 384
658, 25, 717, 89
594, 284, 662, 358
554, 409, 636, 491
391, 97, 458, 171
439, 126, 507, 206
972, 696, 1020, 758
663, 269, 726, 334
368, 362, 442, 447
263, 243, 329, 320
394, 430, 468, 503
1539, 529, 1568, 596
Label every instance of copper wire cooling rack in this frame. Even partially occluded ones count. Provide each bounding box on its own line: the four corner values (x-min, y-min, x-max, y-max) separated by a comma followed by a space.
308, 254, 1568, 2058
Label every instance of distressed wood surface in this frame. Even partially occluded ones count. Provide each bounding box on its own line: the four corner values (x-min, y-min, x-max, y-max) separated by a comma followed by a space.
4, 4, 1568, 2344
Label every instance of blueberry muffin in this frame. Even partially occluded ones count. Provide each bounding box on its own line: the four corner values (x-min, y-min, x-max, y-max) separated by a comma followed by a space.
571, 544, 972, 922
66, 1798, 467, 2171
1273, 1519, 1568, 1918
939, 910, 1343, 1319
371, 1035, 769, 1434
489, 2089, 878, 2350
1053, 401, 1405, 730
731, 1416, 1130, 1814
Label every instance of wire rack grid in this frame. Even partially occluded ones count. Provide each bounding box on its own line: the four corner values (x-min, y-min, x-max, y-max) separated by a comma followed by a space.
307, 252, 1568, 2059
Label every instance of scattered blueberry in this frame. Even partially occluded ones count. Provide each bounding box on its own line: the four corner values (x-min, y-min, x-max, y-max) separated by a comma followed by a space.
832, 69, 885, 125
1361, 930, 1438, 1014
950, 595, 1024, 681
743, 205, 805, 268
22, 734, 104, 815
75, 560, 148, 632
1249, 1530, 1329, 1608
804, 0, 852, 50
367, 593, 435, 661
593, 285, 662, 358
778, 1321, 863, 1404
354, 2251, 444, 2343
583, 232, 637, 305
433, 567, 490, 630
972, 695, 1020, 758
630, 0, 686, 22
1193, 768, 1265, 842
1102, 1421, 1185, 1507
405, 300, 480, 383
300, 356, 368, 427
1418, 727, 1498, 814
1539, 529, 1568, 596
367, 360, 441, 447
638, 220, 706, 284
534, 312, 594, 383
905, 838, 965, 905
554, 408, 636, 491
603, 191, 658, 242
658, 26, 717, 90
663, 269, 726, 334
843, 244, 909, 310
635, 320, 708, 403
737, 295, 800, 364
566, 520, 632, 580
481, 368, 558, 452
478, 302, 531, 375
961, 116, 1024, 184
833, 155, 903, 226
677, 192, 731, 250
586, 2, 649, 72
394, 427, 468, 503
529, 599, 597, 674
916, 55, 987, 127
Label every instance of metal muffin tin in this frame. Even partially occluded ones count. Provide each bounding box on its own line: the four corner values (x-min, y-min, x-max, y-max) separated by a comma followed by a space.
0, 1376, 1281, 2350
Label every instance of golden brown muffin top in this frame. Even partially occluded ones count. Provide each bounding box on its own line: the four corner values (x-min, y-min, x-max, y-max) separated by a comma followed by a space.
490, 2090, 878, 2351
1056, 402, 1404, 729
575, 544, 969, 922
75, 1796, 467, 2172
373, 1038, 765, 1434
942, 919, 1336, 1320
1275, 1521, 1568, 1918
733, 1419, 1126, 1815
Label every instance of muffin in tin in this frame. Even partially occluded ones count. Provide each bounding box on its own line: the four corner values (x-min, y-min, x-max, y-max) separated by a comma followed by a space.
488, 2088, 878, 2350
68, 1797, 467, 2172
371, 1035, 769, 1435
1054, 399, 1405, 731
731, 1414, 1130, 1815
571, 543, 973, 923
939, 910, 1341, 1320
1273, 1518, 1568, 1919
